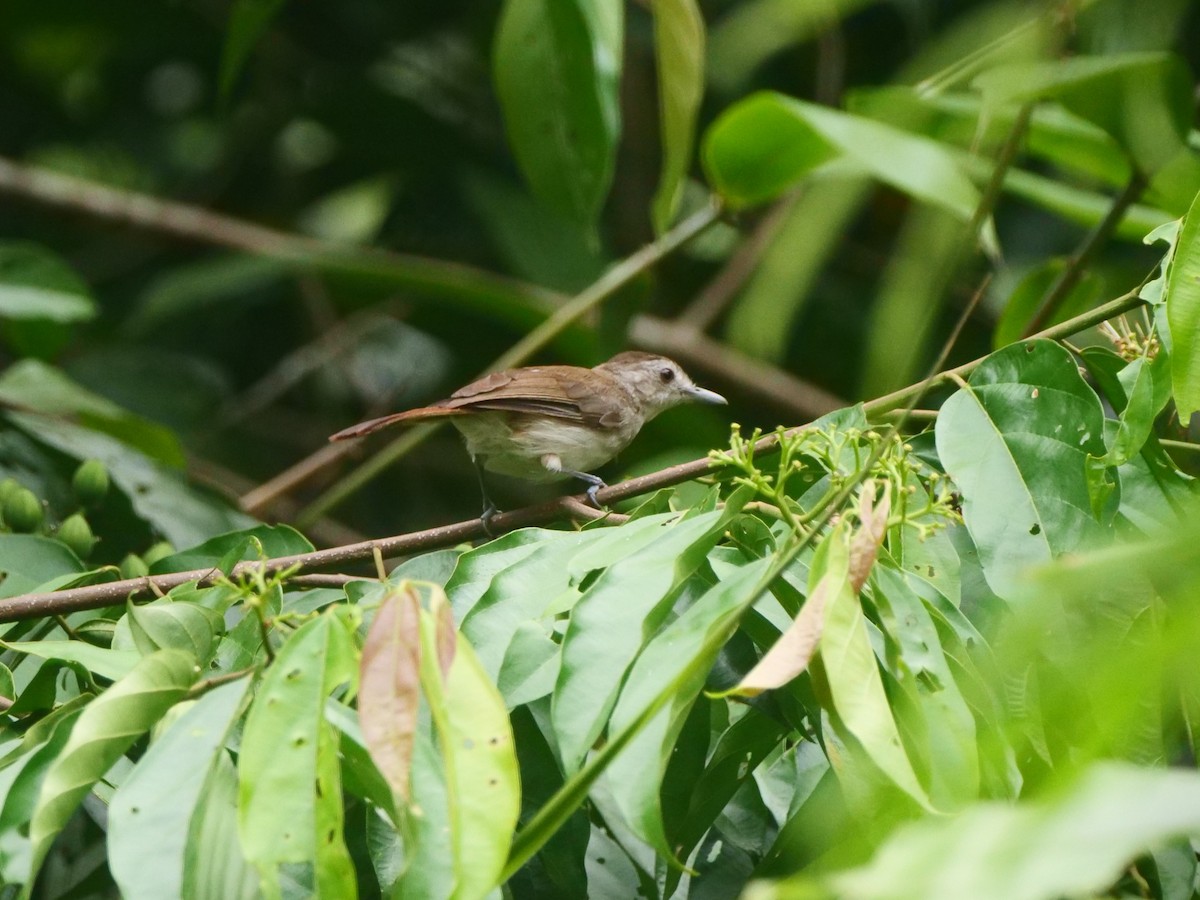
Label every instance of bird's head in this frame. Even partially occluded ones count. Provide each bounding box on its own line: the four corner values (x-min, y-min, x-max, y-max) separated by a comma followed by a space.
597, 352, 727, 420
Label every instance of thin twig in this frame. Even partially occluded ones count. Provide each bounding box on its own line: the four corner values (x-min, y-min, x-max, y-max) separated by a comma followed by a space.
677, 196, 798, 331
295, 202, 725, 526
1022, 169, 1150, 336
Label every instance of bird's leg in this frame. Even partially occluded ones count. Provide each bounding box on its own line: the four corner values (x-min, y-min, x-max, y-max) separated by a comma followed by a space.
565, 470, 607, 508
472, 456, 499, 534
539, 453, 608, 509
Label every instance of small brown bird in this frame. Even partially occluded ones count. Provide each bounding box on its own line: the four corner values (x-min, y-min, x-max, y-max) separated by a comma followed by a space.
329, 351, 726, 518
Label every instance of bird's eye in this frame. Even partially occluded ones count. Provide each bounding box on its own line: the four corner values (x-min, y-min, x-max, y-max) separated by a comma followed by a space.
659, 367, 676, 383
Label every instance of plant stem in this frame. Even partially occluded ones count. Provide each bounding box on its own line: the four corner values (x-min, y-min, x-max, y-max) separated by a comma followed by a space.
294, 201, 725, 525
1021, 169, 1149, 337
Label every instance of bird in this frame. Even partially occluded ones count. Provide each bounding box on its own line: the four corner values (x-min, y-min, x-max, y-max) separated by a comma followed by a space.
329, 351, 727, 520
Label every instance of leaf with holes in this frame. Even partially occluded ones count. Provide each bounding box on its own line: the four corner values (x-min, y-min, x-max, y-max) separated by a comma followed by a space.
935, 340, 1107, 598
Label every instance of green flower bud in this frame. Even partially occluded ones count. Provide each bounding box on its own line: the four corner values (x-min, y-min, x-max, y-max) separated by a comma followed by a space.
119, 553, 150, 579
72, 459, 110, 508
4, 488, 43, 533
142, 541, 176, 567
57, 513, 97, 559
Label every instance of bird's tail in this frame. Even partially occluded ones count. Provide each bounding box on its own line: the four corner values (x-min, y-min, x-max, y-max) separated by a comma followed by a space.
328, 406, 465, 441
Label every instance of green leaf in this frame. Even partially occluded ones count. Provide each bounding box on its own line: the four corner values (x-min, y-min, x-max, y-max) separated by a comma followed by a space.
0, 360, 184, 467
108, 678, 251, 900
650, 0, 705, 233
184, 750, 260, 900
935, 340, 1107, 597
151, 524, 313, 574
238, 613, 357, 899
418, 593, 520, 900
703, 92, 984, 228
1166, 189, 1200, 420
603, 557, 771, 859
552, 503, 745, 773
1099, 351, 1172, 468
25, 650, 199, 890
0, 640, 139, 681
0, 703, 87, 885
0, 242, 96, 323
0, 535, 84, 599
813, 528, 932, 810
767, 763, 1200, 900
126, 597, 224, 663
218, 0, 288, 100
493, 0, 620, 225
973, 52, 1193, 174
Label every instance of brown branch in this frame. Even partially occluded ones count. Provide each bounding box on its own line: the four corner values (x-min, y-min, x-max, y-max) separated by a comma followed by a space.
0, 156, 563, 317
0, 285, 1148, 624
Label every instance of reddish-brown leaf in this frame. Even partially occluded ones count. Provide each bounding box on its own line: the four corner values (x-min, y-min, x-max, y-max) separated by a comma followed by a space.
358, 584, 421, 801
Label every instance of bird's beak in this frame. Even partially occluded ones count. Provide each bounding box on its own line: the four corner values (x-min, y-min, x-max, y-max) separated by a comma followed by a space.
687, 385, 727, 405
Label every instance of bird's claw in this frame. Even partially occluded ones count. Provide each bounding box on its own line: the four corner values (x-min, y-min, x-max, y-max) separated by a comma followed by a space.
480, 503, 499, 537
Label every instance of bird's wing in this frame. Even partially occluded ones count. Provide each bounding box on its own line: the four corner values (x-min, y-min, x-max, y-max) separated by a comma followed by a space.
447, 366, 631, 429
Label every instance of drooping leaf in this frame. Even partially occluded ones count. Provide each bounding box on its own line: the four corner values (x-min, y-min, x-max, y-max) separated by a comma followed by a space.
650, 0, 705, 232
0, 703, 86, 886
814, 526, 932, 810
553, 500, 747, 773
973, 52, 1193, 174
703, 92, 985, 231
418, 591, 520, 900
493, 0, 621, 225
358, 584, 421, 802
108, 678, 251, 900
603, 557, 771, 859
0, 360, 183, 466
237, 613, 357, 899
24, 650, 199, 890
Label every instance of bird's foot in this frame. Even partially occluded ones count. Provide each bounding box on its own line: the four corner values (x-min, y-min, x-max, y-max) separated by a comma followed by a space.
480, 502, 500, 537
584, 482, 604, 509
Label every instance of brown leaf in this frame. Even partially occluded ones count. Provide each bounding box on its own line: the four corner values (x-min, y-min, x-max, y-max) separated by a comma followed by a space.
849, 481, 891, 592
432, 588, 457, 680
733, 569, 839, 696
358, 584, 421, 802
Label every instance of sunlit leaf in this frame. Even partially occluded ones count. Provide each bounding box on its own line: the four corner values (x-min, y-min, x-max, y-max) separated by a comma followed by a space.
237, 613, 357, 898
1166, 189, 1200, 420
0, 242, 96, 323
418, 590, 520, 900
25, 650, 199, 889
108, 678, 251, 900
704, 92, 984, 231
